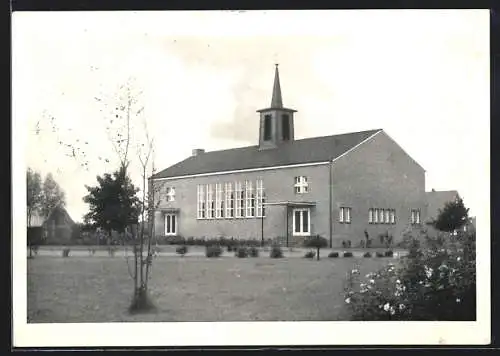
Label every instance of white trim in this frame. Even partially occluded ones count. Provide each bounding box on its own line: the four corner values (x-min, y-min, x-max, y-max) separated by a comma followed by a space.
330, 129, 383, 164
164, 213, 177, 236
151, 161, 331, 181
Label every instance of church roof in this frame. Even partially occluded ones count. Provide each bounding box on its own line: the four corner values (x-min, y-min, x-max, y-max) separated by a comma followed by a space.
152, 128, 383, 179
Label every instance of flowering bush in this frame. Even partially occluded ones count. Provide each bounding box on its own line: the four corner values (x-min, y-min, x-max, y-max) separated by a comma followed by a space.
343, 229, 476, 321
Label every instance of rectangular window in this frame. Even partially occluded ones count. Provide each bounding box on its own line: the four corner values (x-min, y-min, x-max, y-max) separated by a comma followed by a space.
339, 207, 351, 223
368, 208, 374, 224
379, 209, 384, 224
282, 114, 290, 141
206, 184, 214, 219
385, 209, 390, 224
165, 214, 177, 236
294, 176, 309, 194
263, 115, 272, 141
225, 182, 234, 218
293, 208, 310, 236
390, 209, 396, 224
245, 180, 255, 217
235, 182, 244, 218
166, 187, 176, 202
197, 185, 205, 219
215, 183, 223, 218
411, 209, 421, 224
256, 179, 265, 218
374, 208, 379, 223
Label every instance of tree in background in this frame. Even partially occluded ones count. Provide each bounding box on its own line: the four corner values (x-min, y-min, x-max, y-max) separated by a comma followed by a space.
433, 197, 469, 233
83, 167, 141, 238
27, 168, 43, 257
41, 173, 66, 219
27, 168, 43, 227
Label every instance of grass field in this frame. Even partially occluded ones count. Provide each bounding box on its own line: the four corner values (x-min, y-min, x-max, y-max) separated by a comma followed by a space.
27, 255, 392, 323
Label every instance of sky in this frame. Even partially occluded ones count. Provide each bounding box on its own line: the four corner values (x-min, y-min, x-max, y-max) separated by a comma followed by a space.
13, 10, 489, 223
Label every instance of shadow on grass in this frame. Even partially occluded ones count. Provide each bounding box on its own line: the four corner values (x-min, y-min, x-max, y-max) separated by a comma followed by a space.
128, 287, 157, 315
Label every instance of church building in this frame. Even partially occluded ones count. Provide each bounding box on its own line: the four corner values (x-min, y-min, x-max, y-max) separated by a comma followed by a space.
150, 65, 429, 247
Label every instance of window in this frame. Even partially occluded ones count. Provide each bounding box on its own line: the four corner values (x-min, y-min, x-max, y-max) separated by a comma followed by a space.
164, 214, 177, 236
197, 185, 205, 219
379, 209, 384, 224
385, 209, 390, 224
206, 184, 214, 219
263, 115, 272, 141
293, 208, 310, 236
256, 179, 265, 218
282, 115, 290, 141
245, 180, 255, 217
235, 182, 244, 218
373, 208, 379, 223
339, 207, 351, 223
294, 176, 309, 194
390, 209, 396, 224
411, 209, 421, 224
215, 183, 224, 218
166, 187, 176, 202
368, 208, 374, 223
225, 182, 234, 218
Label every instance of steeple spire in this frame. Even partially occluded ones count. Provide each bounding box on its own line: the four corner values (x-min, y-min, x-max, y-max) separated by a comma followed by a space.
271, 64, 283, 109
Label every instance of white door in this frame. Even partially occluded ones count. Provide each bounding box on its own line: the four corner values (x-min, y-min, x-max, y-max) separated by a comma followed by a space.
164, 214, 177, 236
292, 208, 310, 236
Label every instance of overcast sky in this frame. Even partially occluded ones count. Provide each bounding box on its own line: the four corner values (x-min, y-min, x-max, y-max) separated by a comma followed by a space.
13, 10, 489, 223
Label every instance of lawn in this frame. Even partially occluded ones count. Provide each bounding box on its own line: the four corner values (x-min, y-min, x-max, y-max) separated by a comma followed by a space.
27, 255, 393, 323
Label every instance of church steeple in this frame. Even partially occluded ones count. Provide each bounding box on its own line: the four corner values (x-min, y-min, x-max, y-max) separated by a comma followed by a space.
271, 64, 283, 109
257, 65, 297, 150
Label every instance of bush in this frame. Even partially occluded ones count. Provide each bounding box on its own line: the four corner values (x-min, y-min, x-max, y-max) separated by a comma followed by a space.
375, 251, 385, 258
328, 251, 339, 258
303, 235, 328, 249
205, 245, 222, 258
249, 246, 259, 257
62, 248, 70, 257
384, 250, 394, 257
270, 245, 283, 258
343, 251, 353, 258
363, 251, 372, 258
343, 230, 476, 321
108, 246, 117, 257
236, 247, 249, 258
304, 251, 316, 259
176, 245, 188, 256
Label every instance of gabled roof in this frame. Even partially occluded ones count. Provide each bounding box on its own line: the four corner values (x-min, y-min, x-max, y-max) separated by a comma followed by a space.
152, 129, 382, 179
28, 206, 76, 228
425, 190, 460, 221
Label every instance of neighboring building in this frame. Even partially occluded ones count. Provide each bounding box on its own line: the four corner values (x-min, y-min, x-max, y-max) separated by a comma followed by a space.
28, 206, 76, 244
150, 65, 429, 247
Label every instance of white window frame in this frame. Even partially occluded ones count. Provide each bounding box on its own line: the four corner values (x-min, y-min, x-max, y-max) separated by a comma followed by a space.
164, 214, 177, 236
390, 209, 396, 224
293, 208, 311, 236
166, 187, 176, 202
225, 182, 234, 218
235, 181, 244, 218
245, 180, 255, 218
379, 209, 384, 224
294, 176, 309, 194
385, 209, 390, 224
339, 207, 351, 223
206, 184, 214, 219
368, 208, 374, 224
373, 208, 379, 223
256, 179, 265, 218
215, 183, 223, 218
197, 185, 205, 219
411, 209, 421, 224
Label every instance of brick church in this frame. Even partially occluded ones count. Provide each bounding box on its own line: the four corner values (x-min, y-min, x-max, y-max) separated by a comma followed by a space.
151, 65, 433, 247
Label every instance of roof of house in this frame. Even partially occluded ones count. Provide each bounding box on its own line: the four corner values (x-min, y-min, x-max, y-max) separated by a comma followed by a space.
426, 190, 460, 221
28, 206, 76, 228
152, 128, 383, 179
